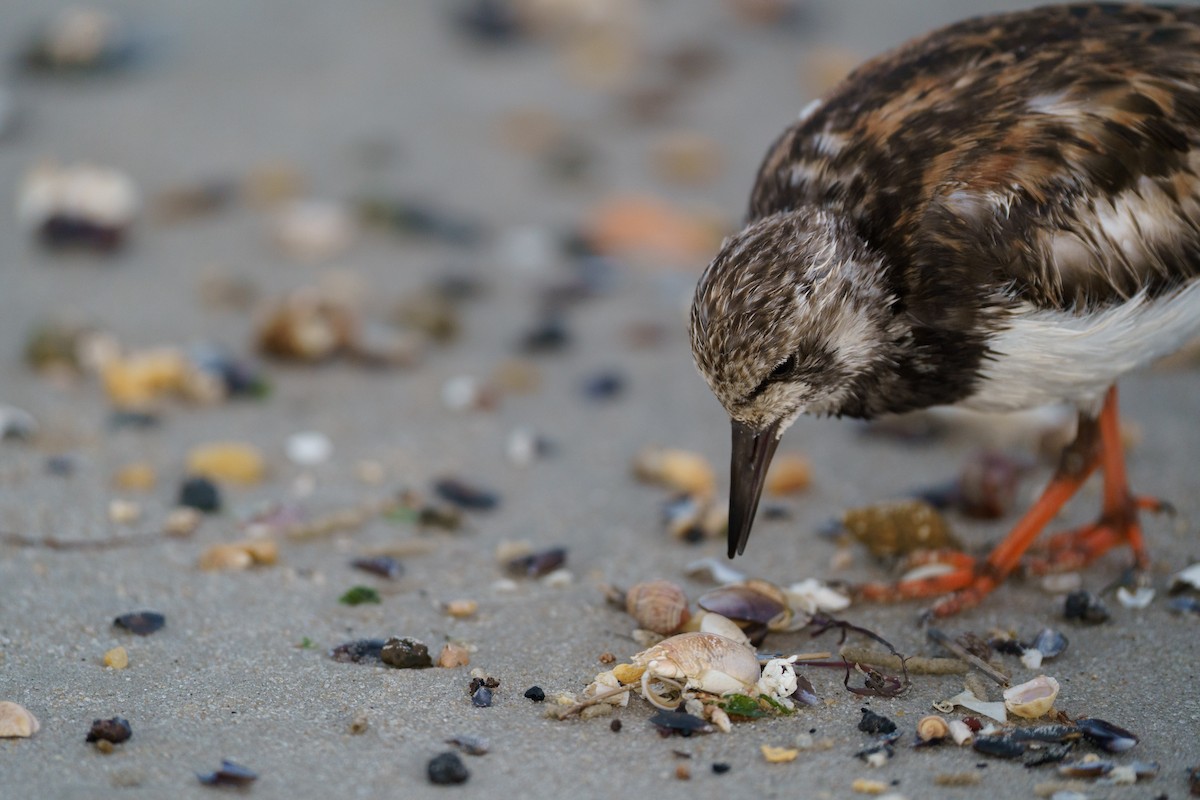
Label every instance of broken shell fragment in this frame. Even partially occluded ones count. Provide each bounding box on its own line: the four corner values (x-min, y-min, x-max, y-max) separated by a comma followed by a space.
973, 735, 1025, 759
1030, 628, 1068, 660
784, 578, 851, 615
632, 447, 716, 498
935, 689, 1007, 723
1063, 590, 1110, 624
1169, 562, 1200, 594
1003, 675, 1059, 719
1076, 718, 1138, 753
0, 702, 40, 738
764, 453, 811, 496
632, 632, 760, 710
19, 162, 139, 252
947, 719, 974, 746
842, 499, 960, 559
625, 579, 690, 636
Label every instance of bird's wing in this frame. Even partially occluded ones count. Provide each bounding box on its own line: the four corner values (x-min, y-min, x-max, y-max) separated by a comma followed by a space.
749, 4, 1200, 313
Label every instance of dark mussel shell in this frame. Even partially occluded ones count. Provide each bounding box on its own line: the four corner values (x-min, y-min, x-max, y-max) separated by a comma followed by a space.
1076, 718, 1138, 753
973, 735, 1026, 759
1029, 628, 1068, 660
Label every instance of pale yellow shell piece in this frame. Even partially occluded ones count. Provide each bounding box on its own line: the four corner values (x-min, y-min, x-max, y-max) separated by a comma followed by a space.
1003, 675, 1060, 719
0, 702, 40, 738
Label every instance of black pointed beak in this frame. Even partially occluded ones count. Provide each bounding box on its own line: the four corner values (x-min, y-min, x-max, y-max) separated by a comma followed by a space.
728, 419, 782, 558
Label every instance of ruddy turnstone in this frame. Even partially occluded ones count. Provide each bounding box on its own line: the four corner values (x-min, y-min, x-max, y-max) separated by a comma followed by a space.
690, 3, 1200, 616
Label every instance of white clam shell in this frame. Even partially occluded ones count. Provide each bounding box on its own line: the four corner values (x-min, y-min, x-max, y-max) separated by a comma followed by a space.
0, 702, 40, 738
1003, 675, 1060, 719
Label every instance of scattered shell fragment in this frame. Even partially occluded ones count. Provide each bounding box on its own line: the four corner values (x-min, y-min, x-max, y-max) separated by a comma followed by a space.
444, 599, 479, 618
103, 647, 128, 670
113, 611, 164, 636
685, 557, 746, 585
1116, 585, 1155, 608
934, 689, 1007, 722
625, 580, 690, 635
842, 499, 959, 558
785, 578, 851, 615
19, 162, 138, 252
948, 719, 974, 746
632, 631, 760, 710
197, 759, 258, 787
186, 442, 266, 485
1063, 590, 1109, 624
765, 454, 812, 496
632, 447, 716, 498
351, 555, 403, 579
256, 289, 356, 362
0, 406, 38, 441
761, 745, 799, 763
446, 734, 489, 756
107, 499, 141, 525
1003, 675, 1060, 719
434, 477, 500, 511
114, 463, 156, 491
850, 778, 888, 795
286, 432, 332, 466
697, 579, 792, 643
1170, 562, 1200, 594
1076, 718, 1138, 753
198, 539, 278, 571
506, 546, 566, 578
438, 643, 471, 669
272, 199, 355, 261
0, 702, 40, 738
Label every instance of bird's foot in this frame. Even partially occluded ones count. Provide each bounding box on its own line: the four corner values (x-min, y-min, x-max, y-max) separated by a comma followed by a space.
1024, 494, 1168, 575
856, 549, 979, 603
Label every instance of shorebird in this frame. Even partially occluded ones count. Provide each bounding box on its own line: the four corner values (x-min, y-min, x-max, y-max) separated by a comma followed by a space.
690, 3, 1200, 616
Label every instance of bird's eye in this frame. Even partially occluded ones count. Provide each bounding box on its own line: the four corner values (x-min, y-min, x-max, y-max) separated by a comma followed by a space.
768, 354, 796, 382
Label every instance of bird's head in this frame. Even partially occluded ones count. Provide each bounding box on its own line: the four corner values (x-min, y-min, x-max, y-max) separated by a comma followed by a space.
689, 210, 895, 557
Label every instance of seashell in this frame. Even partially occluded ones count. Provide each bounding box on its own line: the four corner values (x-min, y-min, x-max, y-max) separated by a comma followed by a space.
1003, 675, 1059, 719
1116, 585, 1155, 608
1030, 628, 1068, 660
0, 702, 40, 738
935, 689, 1007, 723
842, 499, 960, 558
684, 610, 752, 647
764, 453, 812, 496
972, 735, 1025, 759
1169, 562, 1200, 593
632, 447, 716, 498
784, 578, 851, 615
19, 162, 139, 252
947, 719, 973, 746
1075, 718, 1138, 753
685, 557, 746, 585
916, 715, 950, 742
698, 579, 792, 636
1008, 724, 1081, 744
1063, 590, 1109, 624
625, 579, 690, 636
632, 631, 760, 710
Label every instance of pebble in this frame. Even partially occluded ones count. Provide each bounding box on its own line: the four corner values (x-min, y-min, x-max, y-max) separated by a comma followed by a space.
107, 499, 141, 525
765, 454, 812, 495
0, 702, 40, 738
650, 131, 723, 186
444, 599, 478, 618
524, 686, 546, 702
434, 477, 500, 511
441, 375, 496, 412
186, 442, 266, 485
380, 637, 432, 669
179, 477, 222, 513
471, 685, 494, 707
329, 639, 386, 664
0, 405, 38, 440
272, 199, 355, 262
256, 289, 354, 362
581, 370, 625, 402
339, 586, 381, 606
45, 455, 75, 476
427, 752, 470, 785
103, 646, 129, 669
86, 717, 132, 745
285, 432, 332, 466
164, 507, 203, 536
438, 643, 471, 668
114, 463, 157, 491
505, 427, 552, 467
113, 611, 165, 636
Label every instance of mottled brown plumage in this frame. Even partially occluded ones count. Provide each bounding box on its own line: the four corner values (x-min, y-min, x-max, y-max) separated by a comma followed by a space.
690, 4, 1200, 602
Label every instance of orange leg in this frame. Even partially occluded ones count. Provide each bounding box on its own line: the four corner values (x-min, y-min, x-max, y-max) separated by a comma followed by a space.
857, 386, 1159, 616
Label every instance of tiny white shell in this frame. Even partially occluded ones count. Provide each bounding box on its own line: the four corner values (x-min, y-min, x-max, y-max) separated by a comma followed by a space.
1003, 675, 1060, 719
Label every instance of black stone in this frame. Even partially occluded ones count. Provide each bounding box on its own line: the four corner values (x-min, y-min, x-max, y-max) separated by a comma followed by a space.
86, 717, 132, 744
113, 611, 165, 636
427, 751, 470, 785
523, 686, 545, 702
179, 476, 221, 513
857, 708, 897, 735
